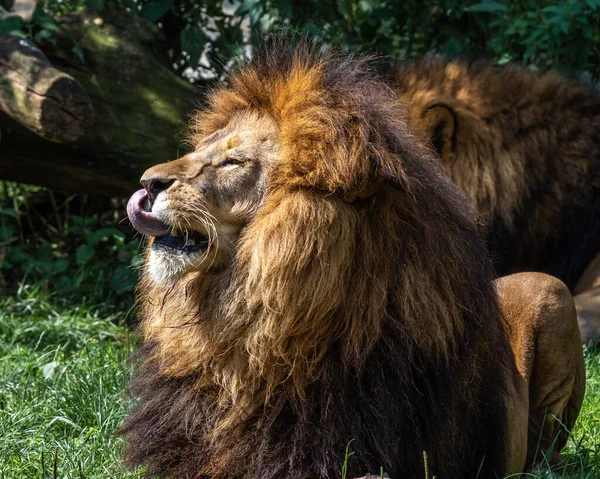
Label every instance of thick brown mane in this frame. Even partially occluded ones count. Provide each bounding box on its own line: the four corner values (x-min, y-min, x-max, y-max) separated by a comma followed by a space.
120, 42, 511, 479
391, 58, 600, 289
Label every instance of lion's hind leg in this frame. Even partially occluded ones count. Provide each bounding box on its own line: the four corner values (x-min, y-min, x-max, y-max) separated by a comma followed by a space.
496, 272, 586, 471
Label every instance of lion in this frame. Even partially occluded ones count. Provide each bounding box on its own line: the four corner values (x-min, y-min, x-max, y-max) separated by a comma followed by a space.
121, 42, 584, 478
389, 58, 600, 343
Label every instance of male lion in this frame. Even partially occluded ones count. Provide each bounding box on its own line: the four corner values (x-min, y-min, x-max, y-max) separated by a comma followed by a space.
122, 43, 584, 478
390, 59, 600, 343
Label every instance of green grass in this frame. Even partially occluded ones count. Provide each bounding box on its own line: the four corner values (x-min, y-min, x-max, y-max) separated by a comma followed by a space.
530, 344, 600, 479
0, 287, 143, 479
0, 286, 599, 479
555, 345, 600, 479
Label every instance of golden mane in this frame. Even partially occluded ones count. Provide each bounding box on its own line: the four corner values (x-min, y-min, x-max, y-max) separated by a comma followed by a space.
121, 42, 511, 479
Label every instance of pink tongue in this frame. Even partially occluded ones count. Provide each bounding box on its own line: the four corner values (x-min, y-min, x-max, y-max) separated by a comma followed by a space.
126, 189, 170, 237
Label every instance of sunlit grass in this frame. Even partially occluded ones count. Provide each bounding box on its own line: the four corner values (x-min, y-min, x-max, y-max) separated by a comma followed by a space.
0, 286, 143, 479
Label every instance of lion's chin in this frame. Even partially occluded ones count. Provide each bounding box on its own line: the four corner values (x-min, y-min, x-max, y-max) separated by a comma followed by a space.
147, 233, 211, 284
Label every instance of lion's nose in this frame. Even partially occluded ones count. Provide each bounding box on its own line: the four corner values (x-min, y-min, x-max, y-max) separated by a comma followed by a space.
140, 171, 175, 202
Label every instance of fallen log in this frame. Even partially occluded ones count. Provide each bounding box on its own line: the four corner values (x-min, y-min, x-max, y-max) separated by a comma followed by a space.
0, 9, 201, 197
0, 34, 93, 142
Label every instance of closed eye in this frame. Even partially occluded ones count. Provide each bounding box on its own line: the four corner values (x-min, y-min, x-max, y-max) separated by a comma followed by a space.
218, 158, 243, 168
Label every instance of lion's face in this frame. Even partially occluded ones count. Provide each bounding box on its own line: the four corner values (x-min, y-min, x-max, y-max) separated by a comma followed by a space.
127, 111, 280, 283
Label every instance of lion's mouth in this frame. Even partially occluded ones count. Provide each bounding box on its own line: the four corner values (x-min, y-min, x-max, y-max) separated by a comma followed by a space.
127, 189, 209, 254
152, 232, 209, 254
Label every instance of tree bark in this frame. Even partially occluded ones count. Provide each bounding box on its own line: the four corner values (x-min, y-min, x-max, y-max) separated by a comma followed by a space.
0, 34, 94, 142
0, 9, 201, 197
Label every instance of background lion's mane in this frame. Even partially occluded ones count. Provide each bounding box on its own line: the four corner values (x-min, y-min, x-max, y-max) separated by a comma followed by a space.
120, 42, 511, 479
391, 59, 600, 290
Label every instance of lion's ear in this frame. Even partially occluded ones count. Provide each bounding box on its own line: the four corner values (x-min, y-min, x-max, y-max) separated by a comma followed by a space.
421, 103, 456, 163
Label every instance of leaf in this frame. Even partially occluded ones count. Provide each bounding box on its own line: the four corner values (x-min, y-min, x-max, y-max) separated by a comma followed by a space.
41, 361, 59, 379
235, 0, 261, 16
541, 5, 567, 15
336, 0, 349, 17
33, 259, 54, 275
0, 225, 15, 242
71, 45, 85, 63
142, 0, 171, 23
31, 9, 62, 32
229, 43, 246, 57
34, 29, 55, 43
259, 12, 276, 31
0, 16, 25, 35
548, 15, 570, 34
358, 0, 373, 13
276, 0, 293, 17
180, 26, 206, 66
505, 18, 527, 36
0, 208, 18, 218
7, 246, 31, 265
36, 242, 53, 261
110, 265, 138, 294
85, 0, 105, 10
53, 258, 69, 274
249, 3, 265, 27
84, 228, 98, 246
465, 2, 508, 13
55, 275, 72, 291
529, 27, 547, 41
75, 244, 95, 265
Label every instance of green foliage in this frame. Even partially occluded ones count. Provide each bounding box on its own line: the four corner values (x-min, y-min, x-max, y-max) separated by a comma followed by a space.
250, 0, 600, 79
2, 0, 598, 82
0, 182, 143, 303
0, 8, 61, 39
